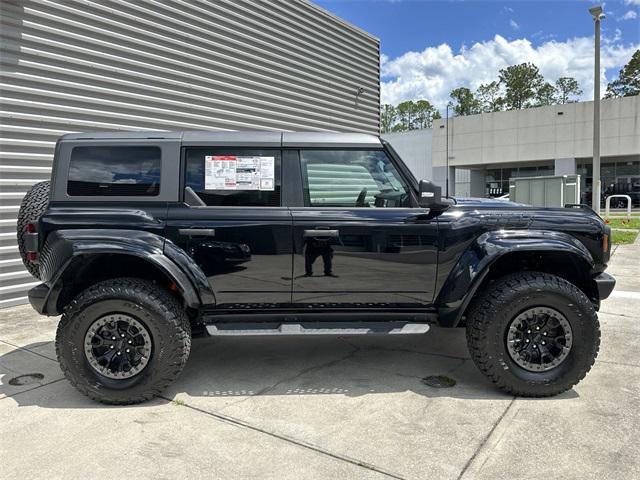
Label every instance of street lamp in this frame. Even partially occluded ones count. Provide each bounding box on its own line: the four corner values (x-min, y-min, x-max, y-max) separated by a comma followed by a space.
589, 5, 605, 214
445, 101, 453, 197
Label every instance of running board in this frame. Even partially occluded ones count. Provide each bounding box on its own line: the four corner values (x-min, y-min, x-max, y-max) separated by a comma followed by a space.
205, 321, 431, 336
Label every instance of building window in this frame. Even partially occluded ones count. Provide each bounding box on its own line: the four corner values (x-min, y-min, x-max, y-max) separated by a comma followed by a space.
67, 146, 161, 196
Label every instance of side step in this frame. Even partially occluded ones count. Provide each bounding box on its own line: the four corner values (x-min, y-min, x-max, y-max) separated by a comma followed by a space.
205, 321, 431, 336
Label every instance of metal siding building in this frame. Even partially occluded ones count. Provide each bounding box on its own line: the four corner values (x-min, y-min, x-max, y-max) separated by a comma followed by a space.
0, 0, 380, 307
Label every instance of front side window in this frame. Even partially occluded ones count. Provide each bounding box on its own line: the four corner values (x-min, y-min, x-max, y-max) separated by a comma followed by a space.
185, 148, 281, 207
67, 146, 161, 196
300, 150, 411, 208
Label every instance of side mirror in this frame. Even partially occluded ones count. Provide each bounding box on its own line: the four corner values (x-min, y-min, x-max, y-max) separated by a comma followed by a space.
418, 180, 442, 208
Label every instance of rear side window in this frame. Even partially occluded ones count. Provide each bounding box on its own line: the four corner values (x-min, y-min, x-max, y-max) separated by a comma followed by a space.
185, 148, 281, 207
67, 146, 161, 196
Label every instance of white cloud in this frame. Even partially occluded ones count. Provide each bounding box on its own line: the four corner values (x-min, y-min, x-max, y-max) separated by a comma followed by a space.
623, 0, 640, 6
509, 19, 520, 30
620, 10, 638, 20
381, 35, 639, 108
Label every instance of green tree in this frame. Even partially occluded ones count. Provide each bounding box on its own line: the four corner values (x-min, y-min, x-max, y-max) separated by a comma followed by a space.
536, 82, 556, 106
449, 87, 481, 116
414, 99, 441, 129
605, 49, 640, 98
476, 81, 504, 112
395, 100, 417, 131
395, 100, 440, 130
380, 104, 397, 133
555, 77, 582, 104
498, 62, 546, 109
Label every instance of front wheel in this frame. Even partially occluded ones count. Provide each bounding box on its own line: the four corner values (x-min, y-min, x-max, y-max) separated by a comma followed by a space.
56, 278, 191, 404
466, 272, 600, 397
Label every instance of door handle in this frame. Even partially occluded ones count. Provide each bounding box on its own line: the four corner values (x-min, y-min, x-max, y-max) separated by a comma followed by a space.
179, 228, 216, 237
303, 229, 339, 238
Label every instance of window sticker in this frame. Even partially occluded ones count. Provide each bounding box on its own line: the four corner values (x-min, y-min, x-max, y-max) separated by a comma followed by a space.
204, 155, 275, 191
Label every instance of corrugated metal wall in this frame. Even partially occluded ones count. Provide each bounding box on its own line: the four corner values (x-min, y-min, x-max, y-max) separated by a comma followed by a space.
0, 0, 380, 308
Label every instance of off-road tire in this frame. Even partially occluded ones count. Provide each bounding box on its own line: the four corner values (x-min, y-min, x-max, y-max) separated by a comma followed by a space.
17, 180, 50, 279
56, 278, 191, 405
466, 272, 600, 397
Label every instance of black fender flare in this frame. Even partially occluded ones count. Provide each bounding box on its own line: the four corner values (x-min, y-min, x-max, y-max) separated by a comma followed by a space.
435, 229, 595, 327
38, 229, 215, 315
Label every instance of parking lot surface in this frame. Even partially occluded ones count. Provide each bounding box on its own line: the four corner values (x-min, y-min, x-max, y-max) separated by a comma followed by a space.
1, 242, 639, 480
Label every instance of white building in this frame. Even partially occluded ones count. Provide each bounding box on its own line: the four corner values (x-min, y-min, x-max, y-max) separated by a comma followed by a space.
385, 95, 640, 201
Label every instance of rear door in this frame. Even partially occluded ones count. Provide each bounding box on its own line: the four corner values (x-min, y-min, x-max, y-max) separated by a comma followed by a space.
166, 143, 293, 308
289, 148, 439, 308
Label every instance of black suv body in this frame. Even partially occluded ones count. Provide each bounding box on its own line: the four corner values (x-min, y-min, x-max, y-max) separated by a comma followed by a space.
19, 131, 615, 404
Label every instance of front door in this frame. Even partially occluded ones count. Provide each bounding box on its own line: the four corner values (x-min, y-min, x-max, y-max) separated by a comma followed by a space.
166, 147, 292, 308
290, 149, 439, 308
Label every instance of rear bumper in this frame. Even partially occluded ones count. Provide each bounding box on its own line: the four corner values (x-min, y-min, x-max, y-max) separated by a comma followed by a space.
28, 283, 50, 315
594, 272, 616, 300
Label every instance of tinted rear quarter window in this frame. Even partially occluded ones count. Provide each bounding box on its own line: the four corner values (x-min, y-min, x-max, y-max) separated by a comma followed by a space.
67, 146, 161, 196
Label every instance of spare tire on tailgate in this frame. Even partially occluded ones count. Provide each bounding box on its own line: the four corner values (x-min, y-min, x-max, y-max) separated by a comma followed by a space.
17, 181, 50, 279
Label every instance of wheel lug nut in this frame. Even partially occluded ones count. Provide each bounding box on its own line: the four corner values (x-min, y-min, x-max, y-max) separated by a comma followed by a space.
533, 344, 537, 348
527, 330, 531, 334
525, 339, 530, 343
535, 327, 540, 330
126, 349, 130, 353
120, 334, 125, 338
110, 345, 114, 349
543, 332, 547, 336
541, 341, 546, 345
111, 336, 116, 340
128, 340, 132, 344
117, 351, 121, 355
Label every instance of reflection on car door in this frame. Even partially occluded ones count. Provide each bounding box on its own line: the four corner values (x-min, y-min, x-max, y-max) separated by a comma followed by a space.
290, 149, 438, 308
166, 147, 293, 308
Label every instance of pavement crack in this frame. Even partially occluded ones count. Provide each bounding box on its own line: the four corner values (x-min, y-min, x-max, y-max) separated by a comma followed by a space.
0, 339, 57, 362
217, 345, 361, 411
159, 395, 406, 480
0, 378, 66, 401
457, 397, 517, 480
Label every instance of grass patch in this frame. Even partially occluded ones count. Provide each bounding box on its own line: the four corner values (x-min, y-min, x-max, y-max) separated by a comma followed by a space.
605, 217, 640, 229
612, 229, 638, 245
171, 399, 186, 406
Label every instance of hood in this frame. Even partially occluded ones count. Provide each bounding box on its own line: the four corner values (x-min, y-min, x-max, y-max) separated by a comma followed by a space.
452, 196, 527, 208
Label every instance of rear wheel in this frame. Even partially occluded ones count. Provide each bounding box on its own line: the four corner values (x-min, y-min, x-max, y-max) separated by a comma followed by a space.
466, 272, 600, 397
17, 181, 50, 279
56, 278, 191, 404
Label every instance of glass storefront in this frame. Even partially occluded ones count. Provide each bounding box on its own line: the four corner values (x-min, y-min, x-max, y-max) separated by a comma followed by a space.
485, 164, 555, 197
484, 159, 639, 207
578, 160, 640, 207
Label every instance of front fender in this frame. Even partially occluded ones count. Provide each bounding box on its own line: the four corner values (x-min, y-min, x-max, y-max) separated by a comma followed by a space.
435, 230, 595, 327
39, 229, 214, 314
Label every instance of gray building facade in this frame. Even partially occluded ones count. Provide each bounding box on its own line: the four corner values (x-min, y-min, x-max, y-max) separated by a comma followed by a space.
384, 96, 640, 202
0, 0, 380, 307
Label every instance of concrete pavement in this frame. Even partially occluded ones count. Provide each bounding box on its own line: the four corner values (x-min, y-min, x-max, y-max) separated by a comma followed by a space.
1, 244, 638, 479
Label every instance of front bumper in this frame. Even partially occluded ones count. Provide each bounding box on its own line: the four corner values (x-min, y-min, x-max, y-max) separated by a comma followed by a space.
594, 272, 616, 300
28, 283, 50, 315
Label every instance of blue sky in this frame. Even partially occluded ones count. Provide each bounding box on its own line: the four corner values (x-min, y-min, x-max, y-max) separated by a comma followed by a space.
316, 0, 640, 107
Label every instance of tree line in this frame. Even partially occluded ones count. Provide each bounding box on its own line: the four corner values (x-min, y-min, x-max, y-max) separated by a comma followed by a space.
381, 50, 639, 133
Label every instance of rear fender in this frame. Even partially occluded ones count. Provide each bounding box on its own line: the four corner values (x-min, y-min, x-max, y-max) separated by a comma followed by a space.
436, 230, 595, 327
39, 229, 214, 315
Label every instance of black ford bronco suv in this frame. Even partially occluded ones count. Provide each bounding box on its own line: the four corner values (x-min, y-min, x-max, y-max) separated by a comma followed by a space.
18, 131, 615, 404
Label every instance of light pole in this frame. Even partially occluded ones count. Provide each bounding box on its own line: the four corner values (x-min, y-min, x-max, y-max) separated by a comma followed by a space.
589, 5, 605, 214
445, 102, 453, 197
